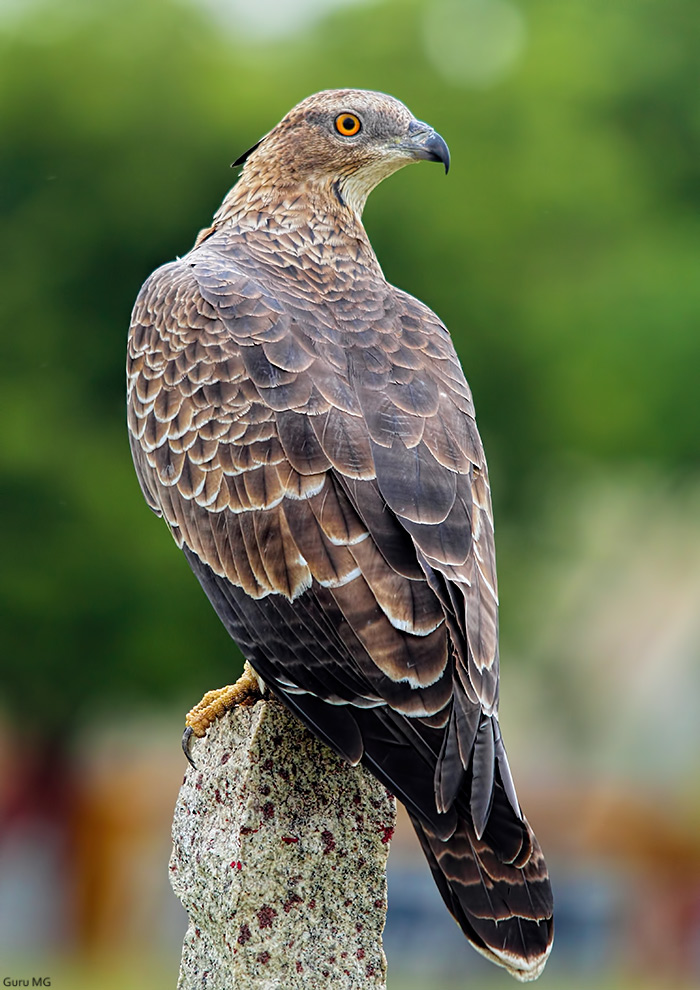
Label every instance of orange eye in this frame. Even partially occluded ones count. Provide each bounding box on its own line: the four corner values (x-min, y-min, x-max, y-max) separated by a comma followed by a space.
335, 113, 362, 137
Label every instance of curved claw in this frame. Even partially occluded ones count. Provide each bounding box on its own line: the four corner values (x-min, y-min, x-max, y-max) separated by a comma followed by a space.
181, 726, 197, 769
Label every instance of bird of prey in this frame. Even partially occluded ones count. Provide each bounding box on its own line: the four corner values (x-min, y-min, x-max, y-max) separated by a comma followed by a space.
127, 89, 553, 981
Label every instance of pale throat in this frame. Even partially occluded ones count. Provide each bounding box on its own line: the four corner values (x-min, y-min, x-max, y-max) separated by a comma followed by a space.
334, 157, 411, 217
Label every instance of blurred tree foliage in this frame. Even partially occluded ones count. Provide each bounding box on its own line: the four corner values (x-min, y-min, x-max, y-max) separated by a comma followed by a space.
1, 0, 697, 734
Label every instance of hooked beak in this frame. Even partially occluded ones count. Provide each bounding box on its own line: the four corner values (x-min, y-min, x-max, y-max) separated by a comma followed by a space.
402, 118, 451, 174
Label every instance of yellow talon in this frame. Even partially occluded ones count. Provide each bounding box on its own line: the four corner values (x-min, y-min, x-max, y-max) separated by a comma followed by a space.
185, 661, 262, 738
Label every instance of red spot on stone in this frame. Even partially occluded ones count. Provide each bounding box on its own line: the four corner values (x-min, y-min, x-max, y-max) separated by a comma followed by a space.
262, 801, 274, 820
356, 923, 363, 933
308, 899, 316, 909
343, 899, 352, 907
329, 956, 336, 963
214, 789, 222, 804
380, 824, 395, 844
229, 860, 242, 870
195, 774, 203, 791
366, 965, 376, 977
240, 826, 259, 835
257, 951, 270, 965
237, 924, 251, 945
353, 792, 361, 805
283, 894, 303, 914
357, 948, 365, 959
295, 961, 303, 973
282, 836, 298, 844
374, 899, 384, 909
220, 752, 230, 765
357, 857, 366, 868
257, 904, 278, 929
341, 952, 347, 959
322, 970, 329, 978
321, 830, 335, 854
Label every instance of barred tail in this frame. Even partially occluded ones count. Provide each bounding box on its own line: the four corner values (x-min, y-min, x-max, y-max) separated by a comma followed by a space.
410, 774, 554, 982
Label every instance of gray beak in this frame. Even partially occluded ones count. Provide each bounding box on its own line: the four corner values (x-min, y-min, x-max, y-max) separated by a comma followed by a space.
404, 118, 451, 174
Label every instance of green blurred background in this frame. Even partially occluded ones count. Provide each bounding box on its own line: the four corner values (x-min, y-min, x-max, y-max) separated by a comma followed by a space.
1, 0, 699, 986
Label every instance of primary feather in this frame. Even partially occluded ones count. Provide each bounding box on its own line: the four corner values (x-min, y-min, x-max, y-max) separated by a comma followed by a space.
127, 88, 553, 980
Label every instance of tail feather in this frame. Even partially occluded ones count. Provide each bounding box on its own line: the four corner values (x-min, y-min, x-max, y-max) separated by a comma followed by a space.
411, 762, 554, 982
411, 809, 552, 981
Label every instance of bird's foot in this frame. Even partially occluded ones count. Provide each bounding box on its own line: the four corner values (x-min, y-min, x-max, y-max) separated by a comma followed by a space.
182, 661, 262, 767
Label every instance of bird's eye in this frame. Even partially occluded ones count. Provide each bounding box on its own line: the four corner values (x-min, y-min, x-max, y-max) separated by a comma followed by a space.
335, 113, 362, 137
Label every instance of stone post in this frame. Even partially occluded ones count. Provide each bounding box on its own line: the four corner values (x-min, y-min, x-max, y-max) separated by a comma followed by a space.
169, 698, 396, 989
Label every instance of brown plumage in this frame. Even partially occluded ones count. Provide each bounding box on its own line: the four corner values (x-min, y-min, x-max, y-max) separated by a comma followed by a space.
127, 89, 553, 980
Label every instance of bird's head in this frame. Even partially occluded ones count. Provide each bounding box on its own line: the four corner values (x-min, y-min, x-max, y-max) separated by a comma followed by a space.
235, 89, 450, 217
